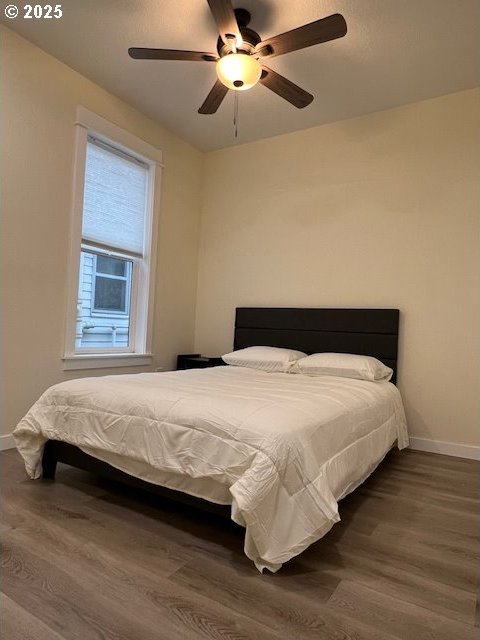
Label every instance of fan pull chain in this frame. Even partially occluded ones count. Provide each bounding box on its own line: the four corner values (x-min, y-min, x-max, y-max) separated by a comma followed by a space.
233, 91, 239, 139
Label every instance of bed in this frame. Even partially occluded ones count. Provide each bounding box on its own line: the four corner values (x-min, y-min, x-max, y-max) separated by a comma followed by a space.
14, 307, 408, 572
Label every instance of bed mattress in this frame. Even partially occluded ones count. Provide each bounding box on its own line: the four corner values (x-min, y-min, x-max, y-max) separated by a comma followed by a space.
14, 366, 408, 572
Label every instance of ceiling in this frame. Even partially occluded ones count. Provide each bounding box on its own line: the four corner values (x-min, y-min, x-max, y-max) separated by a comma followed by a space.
3, 0, 478, 151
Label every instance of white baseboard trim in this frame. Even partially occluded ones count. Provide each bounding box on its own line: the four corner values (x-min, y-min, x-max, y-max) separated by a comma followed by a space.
0, 434, 16, 451
409, 437, 480, 461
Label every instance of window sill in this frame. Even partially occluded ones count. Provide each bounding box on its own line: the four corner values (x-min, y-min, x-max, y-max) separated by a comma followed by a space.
62, 353, 153, 371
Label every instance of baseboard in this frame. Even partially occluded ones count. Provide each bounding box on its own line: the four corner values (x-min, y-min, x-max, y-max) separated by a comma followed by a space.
0, 434, 16, 451
409, 437, 480, 461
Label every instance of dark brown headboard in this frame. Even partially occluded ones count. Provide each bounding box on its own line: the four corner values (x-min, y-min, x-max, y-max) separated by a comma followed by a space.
234, 308, 400, 383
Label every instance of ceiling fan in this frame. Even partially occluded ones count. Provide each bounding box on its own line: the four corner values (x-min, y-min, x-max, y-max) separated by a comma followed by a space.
128, 0, 347, 114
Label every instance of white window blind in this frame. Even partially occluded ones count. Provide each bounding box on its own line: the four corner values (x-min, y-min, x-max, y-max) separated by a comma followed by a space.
82, 138, 148, 255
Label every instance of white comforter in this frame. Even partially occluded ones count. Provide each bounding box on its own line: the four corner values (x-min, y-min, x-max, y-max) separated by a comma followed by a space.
14, 366, 408, 571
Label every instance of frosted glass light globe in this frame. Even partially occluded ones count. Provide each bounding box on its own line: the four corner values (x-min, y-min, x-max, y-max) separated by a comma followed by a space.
216, 53, 262, 91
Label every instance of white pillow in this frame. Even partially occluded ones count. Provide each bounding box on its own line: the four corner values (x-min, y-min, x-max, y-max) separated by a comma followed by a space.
222, 346, 306, 372
291, 352, 393, 381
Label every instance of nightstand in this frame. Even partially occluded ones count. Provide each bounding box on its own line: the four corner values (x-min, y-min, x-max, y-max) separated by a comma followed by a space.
176, 354, 224, 370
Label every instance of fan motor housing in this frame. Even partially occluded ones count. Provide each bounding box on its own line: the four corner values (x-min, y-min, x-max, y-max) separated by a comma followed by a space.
216, 26, 261, 57
216, 9, 261, 57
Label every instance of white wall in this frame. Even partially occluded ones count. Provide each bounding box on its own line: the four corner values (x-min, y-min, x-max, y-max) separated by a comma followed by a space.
195, 88, 479, 448
0, 27, 203, 436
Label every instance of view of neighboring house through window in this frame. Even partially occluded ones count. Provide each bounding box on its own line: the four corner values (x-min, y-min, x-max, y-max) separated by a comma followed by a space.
93, 255, 131, 315
77, 137, 150, 351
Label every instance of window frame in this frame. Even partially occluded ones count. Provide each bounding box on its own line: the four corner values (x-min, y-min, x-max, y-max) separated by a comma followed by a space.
63, 107, 163, 370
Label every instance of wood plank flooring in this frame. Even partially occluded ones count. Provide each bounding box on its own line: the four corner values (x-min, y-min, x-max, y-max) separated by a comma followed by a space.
1, 448, 478, 640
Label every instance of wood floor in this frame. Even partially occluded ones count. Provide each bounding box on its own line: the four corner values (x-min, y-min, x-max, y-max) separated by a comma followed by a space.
1, 447, 478, 640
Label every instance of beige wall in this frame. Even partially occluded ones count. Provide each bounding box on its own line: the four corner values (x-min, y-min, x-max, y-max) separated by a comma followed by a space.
0, 27, 203, 435
195, 88, 479, 447
2, 25, 478, 449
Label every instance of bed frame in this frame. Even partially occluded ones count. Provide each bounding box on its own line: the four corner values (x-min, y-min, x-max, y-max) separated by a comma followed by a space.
42, 308, 400, 514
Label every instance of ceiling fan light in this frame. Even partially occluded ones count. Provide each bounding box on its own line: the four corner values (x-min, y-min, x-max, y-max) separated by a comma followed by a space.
216, 53, 262, 91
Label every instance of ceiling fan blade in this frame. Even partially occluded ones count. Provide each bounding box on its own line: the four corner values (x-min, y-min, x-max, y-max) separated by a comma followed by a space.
255, 13, 347, 58
206, 0, 241, 47
198, 80, 229, 114
128, 48, 217, 62
260, 66, 313, 109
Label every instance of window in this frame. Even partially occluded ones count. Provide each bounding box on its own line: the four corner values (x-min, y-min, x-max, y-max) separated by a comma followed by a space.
92, 255, 132, 315
64, 108, 162, 369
